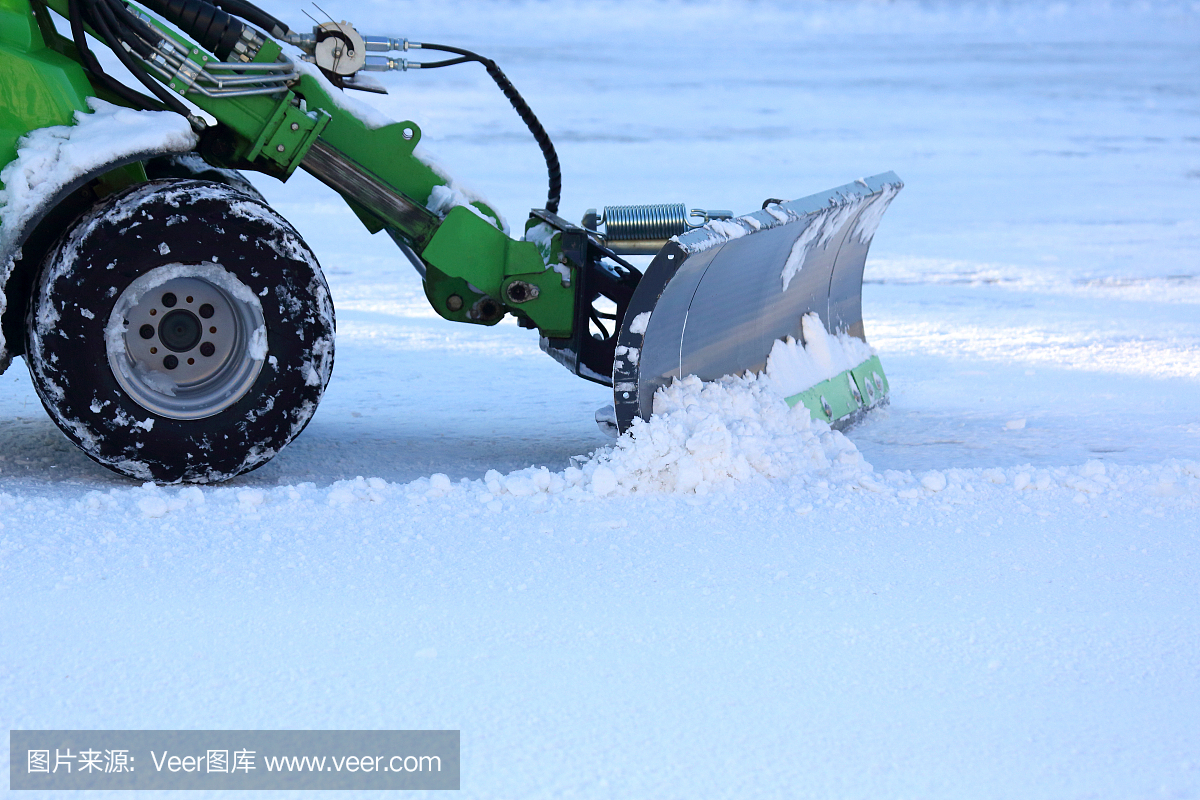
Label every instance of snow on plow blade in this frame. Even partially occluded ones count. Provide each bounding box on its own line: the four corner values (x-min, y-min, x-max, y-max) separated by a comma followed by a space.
612, 172, 902, 433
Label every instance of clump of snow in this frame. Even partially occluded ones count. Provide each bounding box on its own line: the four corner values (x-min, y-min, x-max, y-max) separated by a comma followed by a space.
248, 326, 268, 361
628, 312, 651, 335
0, 99, 197, 251
426, 184, 506, 232
524, 222, 570, 284
129, 482, 207, 518
524, 222, 557, 255
765, 313, 875, 398
920, 471, 948, 492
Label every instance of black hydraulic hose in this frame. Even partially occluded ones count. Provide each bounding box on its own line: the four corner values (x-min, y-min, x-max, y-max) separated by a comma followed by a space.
208, 0, 290, 38
83, 0, 194, 118
67, 0, 166, 111
95, 0, 154, 59
416, 43, 562, 215
137, 0, 245, 61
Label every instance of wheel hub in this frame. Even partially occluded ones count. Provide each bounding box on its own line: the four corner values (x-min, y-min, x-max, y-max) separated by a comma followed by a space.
107, 267, 267, 420
159, 308, 203, 352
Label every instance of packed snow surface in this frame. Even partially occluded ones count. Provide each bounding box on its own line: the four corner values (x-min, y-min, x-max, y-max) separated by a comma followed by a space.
4, 2, 1200, 799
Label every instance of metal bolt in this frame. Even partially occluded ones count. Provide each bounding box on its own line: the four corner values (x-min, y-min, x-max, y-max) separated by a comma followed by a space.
290, 123, 300, 131
276, 144, 286, 152
446, 294, 464, 312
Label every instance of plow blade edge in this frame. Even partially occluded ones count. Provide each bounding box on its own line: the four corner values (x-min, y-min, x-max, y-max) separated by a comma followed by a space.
612, 172, 902, 433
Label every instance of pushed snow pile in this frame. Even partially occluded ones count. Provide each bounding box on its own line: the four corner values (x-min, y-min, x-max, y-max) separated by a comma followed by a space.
765, 312, 875, 397
490, 372, 870, 498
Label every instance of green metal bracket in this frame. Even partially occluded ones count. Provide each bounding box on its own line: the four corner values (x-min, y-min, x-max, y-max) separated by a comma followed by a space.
421, 208, 574, 333
422, 266, 497, 326
500, 268, 573, 338
244, 100, 330, 175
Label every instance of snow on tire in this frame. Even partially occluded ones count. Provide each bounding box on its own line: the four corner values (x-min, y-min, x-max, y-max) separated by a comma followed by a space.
25, 179, 334, 483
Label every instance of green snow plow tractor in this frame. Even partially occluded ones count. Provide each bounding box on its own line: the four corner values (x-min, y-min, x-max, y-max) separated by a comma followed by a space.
0, 0, 901, 483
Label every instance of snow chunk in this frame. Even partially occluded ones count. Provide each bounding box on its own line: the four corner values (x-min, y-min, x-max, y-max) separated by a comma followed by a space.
248, 326, 268, 361
138, 496, 170, 518
426, 184, 505, 232
628, 312, 651, 335
0, 99, 196, 251
237, 489, 265, 507
765, 313, 875, 398
921, 471, 948, 492
590, 466, 618, 496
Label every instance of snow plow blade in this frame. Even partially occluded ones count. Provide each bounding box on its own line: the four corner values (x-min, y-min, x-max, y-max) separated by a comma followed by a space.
612, 172, 902, 433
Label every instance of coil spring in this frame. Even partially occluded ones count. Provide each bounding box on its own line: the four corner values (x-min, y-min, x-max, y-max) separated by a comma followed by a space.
603, 203, 690, 241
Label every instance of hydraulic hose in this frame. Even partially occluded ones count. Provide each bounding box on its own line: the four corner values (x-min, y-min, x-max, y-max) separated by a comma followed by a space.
415, 43, 562, 215
67, 0, 165, 111
136, 0, 245, 62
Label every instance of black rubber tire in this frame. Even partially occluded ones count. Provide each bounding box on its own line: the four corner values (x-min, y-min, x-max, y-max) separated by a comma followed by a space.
25, 179, 335, 483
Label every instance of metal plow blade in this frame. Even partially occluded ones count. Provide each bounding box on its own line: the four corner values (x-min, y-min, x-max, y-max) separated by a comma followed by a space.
612, 172, 902, 432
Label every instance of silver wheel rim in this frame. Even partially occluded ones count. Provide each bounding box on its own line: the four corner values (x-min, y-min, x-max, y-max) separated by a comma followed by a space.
106, 264, 266, 420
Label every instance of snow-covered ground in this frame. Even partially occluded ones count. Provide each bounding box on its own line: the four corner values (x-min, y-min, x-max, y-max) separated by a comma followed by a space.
3, 1, 1200, 797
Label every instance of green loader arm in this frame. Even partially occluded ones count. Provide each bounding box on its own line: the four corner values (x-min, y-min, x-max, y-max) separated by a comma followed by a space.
36, 0, 575, 338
